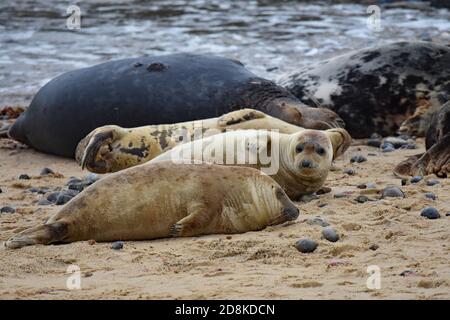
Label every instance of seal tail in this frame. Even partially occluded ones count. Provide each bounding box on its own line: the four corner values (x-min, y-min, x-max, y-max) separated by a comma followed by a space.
8, 114, 29, 145
5, 222, 69, 249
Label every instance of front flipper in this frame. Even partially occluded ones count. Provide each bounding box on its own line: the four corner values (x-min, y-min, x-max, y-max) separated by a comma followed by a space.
217, 109, 266, 127
170, 203, 214, 237
325, 128, 352, 160
5, 222, 69, 249
75, 125, 125, 173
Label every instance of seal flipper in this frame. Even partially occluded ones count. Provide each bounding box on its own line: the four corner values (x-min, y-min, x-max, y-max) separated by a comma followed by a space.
5, 222, 69, 249
8, 113, 29, 145
217, 109, 265, 127
170, 203, 213, 237
393, 154, 423, 178
325, 128, 352, 160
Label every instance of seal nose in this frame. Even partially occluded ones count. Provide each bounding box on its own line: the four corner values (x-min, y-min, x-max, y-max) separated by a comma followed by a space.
300, 159, 314, 169
282, 206, 299, 220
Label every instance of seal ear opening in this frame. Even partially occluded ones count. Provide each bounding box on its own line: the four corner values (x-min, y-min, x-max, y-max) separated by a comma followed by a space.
8, 114, 29, 145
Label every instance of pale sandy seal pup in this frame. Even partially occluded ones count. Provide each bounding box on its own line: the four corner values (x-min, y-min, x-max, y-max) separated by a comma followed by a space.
394, 101, 450, 178
5, 161, 299, 249
150, 129, 351, 199
75, 109, 309, 173
280, 41, 450, 138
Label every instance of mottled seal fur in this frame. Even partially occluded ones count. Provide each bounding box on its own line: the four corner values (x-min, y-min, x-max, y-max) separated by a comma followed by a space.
5, 161, 299, 249
394, 101, 450, 177
279, 41, 450, 138
150, 129, 351, 199
75, 109, 330, 173
8, 53, 343, 158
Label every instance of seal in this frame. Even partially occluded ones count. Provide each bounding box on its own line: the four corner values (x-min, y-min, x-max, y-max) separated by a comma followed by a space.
4, 161, 300, 249
394, 101, 450, 178
279, 41, 450, 138
150, 128, 352, 199
8, 53, 343, 158
76, 108, 332, 173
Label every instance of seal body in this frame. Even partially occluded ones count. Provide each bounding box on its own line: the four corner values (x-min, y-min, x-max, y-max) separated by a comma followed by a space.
394, 101, 450, 177
150, 129, 351, 199
8, 53, 342, 158
5, 162, 299, 249
76, 109, 307, 173
279, 41, 450, 138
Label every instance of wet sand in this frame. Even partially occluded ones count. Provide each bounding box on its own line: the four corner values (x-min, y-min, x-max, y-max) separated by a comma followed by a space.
0, 137, 449, 299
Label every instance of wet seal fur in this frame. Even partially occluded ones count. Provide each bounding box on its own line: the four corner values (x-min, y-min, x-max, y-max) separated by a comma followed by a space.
394, 101, 450, 177
150, 129, 351, 200
76, 108, 337, 173
5, 161, 299, 249
8, 53, 343, 158
279, 41, 450, 138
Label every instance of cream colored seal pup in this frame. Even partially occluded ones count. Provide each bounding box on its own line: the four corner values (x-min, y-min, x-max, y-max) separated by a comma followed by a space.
150, 129, 351, 199
5, 161, 299, 249
75, 108, 341, 173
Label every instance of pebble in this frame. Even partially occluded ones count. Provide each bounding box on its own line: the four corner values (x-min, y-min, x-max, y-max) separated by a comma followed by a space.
322, 227, 339, 242
420, 207, 440, 219
295, 238, 317, 253
381, 143, 395, 152
111, 241, 124, 250
88, 239, 96, 245
0, 187, 2, 193
410, 176, 423, 183
401, 179, 409, 186
67, 174, 99, 192
318, 203, 328, 208
47, 192, 60, 203
383, 137, 407, 148
38, 199, 52, 206
400, 270, 416, 277
306, 216, 330, 227
381, 186, 405, 198
446, 212, 450, 217
334, 193, 347, 199
366, 183, 376, 189
367, 138, 381, 148
350, 155, 367, 163
40, 167, 54, 175
56, 194, 73, 205
356, 195, 369, 203
426, 179, 440, 186
1, 206, 15, 213
19, 174, 30, 180
369, 244, 379, 251
343, 168, 355, 175
357, 184, 366, 189
424, 193, 436, 200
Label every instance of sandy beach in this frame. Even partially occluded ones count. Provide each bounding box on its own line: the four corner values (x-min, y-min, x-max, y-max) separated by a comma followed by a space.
0, 136, 448, 300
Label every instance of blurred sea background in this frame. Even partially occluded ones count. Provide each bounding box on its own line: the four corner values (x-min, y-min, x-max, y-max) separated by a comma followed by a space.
0, 0, 449, 106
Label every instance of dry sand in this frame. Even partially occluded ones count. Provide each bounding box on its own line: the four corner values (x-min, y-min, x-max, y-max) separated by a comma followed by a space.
0, 137, 448, 300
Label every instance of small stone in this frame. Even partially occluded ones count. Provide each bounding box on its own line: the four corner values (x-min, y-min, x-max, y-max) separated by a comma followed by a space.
334, 193, 347, 199
400, 270, 416, 277
295, 238, 318, 253
357, 184, 367, 189
381, 186, 405, 198
426, 179, 440, 186
87, 239, 96, 245
410, 176, 423, 183
111, 241, 124, 250
343, 168, 355, 175
318, 203, 328, 208
381, 143, 395, 152
420, 207, 440, 219
401, 178, 409, 186
40, 168, 54, 175
367, 139, 381, 148
367, 153, 377, 156
366, 183, 376, 189
307, 216, 330, 227
38, 199, 52, 206
350, 155, 367, 163
0, 188, 2, 193
383, 137, 407, 149
47, 192, 60, 203
446, 212, 450, 217
424, 193, 436, 200
55, 194, 73, 205
0, 206, 15, 213
226, 235, 232, 240
369, 244, 379, 251
19, 174, 30, 180
322, 227, 339, 242
356, 195, 369, 203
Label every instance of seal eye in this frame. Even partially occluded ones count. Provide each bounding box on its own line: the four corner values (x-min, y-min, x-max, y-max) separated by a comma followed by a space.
316, 147, 325, 156
296, 144, 304, 153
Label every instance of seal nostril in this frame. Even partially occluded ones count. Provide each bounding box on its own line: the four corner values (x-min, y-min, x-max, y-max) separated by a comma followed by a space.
301, 159, 313, 168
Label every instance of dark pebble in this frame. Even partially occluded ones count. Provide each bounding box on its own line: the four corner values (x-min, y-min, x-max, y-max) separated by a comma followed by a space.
426, 179, 440, 186
334, 193, 347, 199
19, 174, 30, 180
0, 188, 2, 193
322, 227, 339, 242
446, 212, 450, 217
369, 244, 379, 251
47, 192, 60, 203
381, 186, 405, 198
318, 203, 328, 208
40, 167, 54, 175
367, 139, 381, 148
55, 193, 73, 205
357, 184, 367, 189
38, 199, 52, 206
350, 155, 367, 163
400, 270, 415, 277
410, 176, 423, 183
420, 207, 440, 219
295, 238, 318, 253
111, 241, 124, 250
401, 179, 409, 186
307, 216, 330, 227
383, 137, 407, 148
424, 193, 436, 200
343, 168, 354, 175
381, 143, 395, 152
356, 195, 369, 203
1, 206, 15, 213
367, 153, 377, 156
